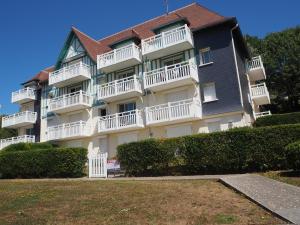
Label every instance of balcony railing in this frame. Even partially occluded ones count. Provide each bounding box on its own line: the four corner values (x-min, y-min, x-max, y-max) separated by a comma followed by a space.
11, 87, 36, 104
145, 98, 201, 125
141, 24, 193, 58
49, 90, 92, 113
98, 109, 144, 133
2, 111, 37, 128
247, 56, 266, 81
255, 111, 271, 119
251, 83, 270, 105
47, 121, 90, 141
98, 75, 142, 101
0, 135, 35, 150
144, 61, 198, 90
49, 62, 91, 87
97, 43, 142, 72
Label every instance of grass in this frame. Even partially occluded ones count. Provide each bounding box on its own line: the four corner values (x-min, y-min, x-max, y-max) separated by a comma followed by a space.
0, 179, 282, 225
261, 170, 300, 187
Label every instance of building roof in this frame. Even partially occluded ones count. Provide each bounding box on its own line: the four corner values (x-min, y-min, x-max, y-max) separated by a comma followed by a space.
25, 3, 240, 84
22, 66, 54, 85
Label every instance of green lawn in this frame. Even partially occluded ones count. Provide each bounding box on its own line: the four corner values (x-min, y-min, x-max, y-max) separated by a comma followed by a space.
0, 179, 282, 225
261, 170, 300, 187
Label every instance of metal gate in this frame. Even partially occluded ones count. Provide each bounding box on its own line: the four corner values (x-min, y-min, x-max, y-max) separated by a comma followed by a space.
89, 152, 108, 178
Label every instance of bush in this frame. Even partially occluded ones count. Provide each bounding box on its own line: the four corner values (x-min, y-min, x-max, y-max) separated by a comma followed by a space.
285, 141, 300, 171
254, 112, 300, 127
0, 142, 54, 153
117, 124, 300, 176
0, 147, 87, 178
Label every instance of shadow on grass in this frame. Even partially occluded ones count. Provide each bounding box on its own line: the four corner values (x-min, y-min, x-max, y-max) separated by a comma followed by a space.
279, 170, 300, 177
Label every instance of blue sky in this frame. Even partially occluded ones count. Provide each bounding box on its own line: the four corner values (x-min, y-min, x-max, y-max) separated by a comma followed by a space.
0, 0, 299, 114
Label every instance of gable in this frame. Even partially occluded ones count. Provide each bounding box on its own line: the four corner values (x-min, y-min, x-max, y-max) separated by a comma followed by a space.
65, 36, 85, 59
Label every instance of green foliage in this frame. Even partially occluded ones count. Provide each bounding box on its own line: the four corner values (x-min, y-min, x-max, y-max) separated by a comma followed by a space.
245, 27, 300, 113
0, 115, 17, 139
285, 141, 300, 171
117, 125, 300, 176
0, 148, 87, 178
1, 142, 54, 153
254, 112, 300, 127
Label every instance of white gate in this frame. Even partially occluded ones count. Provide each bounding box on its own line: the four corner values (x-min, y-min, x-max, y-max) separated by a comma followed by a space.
89, 153, 108, 178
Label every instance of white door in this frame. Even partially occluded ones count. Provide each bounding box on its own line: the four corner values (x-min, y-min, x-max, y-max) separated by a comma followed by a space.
68, 113, 82, 123
166, 90, 187, 103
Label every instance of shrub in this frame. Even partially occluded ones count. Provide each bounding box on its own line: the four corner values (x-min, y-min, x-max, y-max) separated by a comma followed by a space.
254, 112, 300, 127
0, 147, 87, 178
117, 124, 300, 176
1, 142, 54, 153
285, 141, 300, 171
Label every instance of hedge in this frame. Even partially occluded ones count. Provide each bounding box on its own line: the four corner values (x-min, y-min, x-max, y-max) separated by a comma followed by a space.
285, 141, 300, 171
254, 112, 300, 127
0, 142, 54, 153
117, 124, 300, 176
0, 147, 87, 178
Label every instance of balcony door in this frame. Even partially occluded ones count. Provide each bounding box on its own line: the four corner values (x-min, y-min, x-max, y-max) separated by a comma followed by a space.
161, 54, 184, 67
167, 90, 188, 118
118, 102, 136, 127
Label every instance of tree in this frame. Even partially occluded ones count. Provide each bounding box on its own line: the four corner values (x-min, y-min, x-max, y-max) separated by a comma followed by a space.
0, 115, 17, 139
245, 27, 300, 113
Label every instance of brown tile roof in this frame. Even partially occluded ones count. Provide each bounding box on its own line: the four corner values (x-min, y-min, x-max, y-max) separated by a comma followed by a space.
25, 3, 230, 84
22, 66, 54, 85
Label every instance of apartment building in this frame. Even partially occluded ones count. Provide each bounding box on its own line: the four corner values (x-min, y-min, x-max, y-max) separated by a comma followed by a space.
1, 3, 270, 155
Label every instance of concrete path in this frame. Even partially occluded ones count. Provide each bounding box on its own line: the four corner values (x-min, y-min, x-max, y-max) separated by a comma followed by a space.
220, 174, 300, 224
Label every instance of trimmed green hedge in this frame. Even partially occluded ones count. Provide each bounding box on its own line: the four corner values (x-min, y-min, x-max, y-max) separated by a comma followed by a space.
254, 112, 300, 127
0, 142, 54, 153
285, 141, 300, 171
0, 148, 87, 178
117, 124, 300, 176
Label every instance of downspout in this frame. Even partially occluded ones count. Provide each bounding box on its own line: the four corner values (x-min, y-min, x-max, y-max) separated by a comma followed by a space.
230, 24, 244, 107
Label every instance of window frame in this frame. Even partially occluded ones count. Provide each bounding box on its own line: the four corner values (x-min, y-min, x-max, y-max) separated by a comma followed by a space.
203, 82, 218, 103
199, 47, 213, 66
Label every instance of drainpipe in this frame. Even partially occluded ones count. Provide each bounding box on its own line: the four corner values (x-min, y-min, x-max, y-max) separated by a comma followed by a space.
230, 24, 244, 108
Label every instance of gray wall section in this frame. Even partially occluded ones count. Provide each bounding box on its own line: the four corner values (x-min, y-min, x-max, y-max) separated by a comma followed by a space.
193, 25, 243, 116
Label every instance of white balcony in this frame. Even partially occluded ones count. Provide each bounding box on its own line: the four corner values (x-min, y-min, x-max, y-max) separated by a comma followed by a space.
49, 91, 92, 114
141, 24, 194, 59
98, 109, 144, 134
47, 121, 90, 141
144, 61, 198, 91
0, 135, 35, 150
49, 62, 91, 87
98, 75, 142, 102
255, 110, 271, 119
11, 87, 36, 104
145, 98, 201, 126
251, 83, 270, 105
97, 43, 142, 73
2, 111, 37, 129
247, 56, 266, 81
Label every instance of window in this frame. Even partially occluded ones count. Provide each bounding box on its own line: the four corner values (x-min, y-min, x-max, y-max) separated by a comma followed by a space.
26, 128, 34, 135
118, 102, 136, 113
68, 84, 82, 94
207, 121, 221, 133
162, 54, 184, 67
203, 83, 217, 102
199, 47, 212, 65
116, 68, 135, 80
98, 108, 107, 117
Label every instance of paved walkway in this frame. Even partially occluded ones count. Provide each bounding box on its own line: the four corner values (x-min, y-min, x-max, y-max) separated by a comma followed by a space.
220, 174, 300, 224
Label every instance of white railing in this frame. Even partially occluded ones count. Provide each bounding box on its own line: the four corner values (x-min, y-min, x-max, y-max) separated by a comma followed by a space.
255, 111, 271, 119
49, 62, 91, 86
47, 121, 89, 141
11, 87, 35, 103
98, 109, 143, 132
251, 83, 268, 97
89, 152, 108, 178
49, 90, 92, 112
247, 56, 263, 71
145, 98, 201, 124
0, 135, 35, 150
98, 75, 141, 100
97, 43, 141, 69
144, 61, 198, 88
2, 111, 37, 128
142, 24, 193, 54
